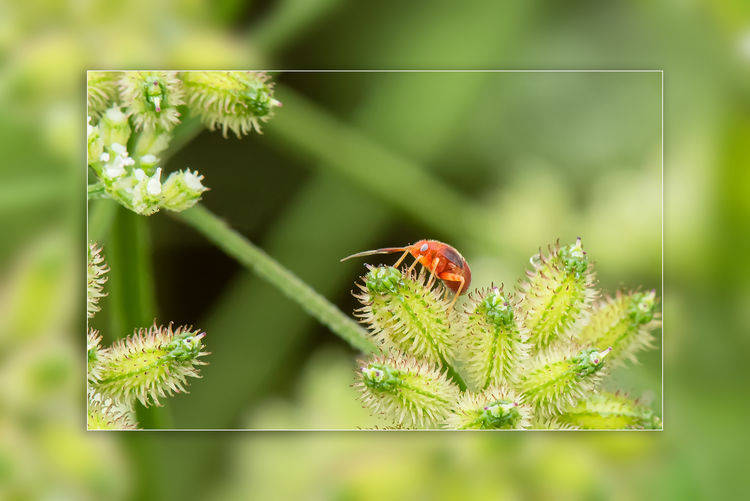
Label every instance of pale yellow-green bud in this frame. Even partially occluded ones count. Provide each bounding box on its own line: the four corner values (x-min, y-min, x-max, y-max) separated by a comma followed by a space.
99, 106, 132, 147
160, 169, 208, 212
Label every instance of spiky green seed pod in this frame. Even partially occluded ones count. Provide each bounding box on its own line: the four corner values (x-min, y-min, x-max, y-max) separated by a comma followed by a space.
518, 238, 597, 352
87, 242, 109, 318
87, 329, 103, 383
557, 392, 662, 430
445, 386, 531, 430
576, 290, 660, 366
92, 324, 208, 407
354, 266, 457, 372
181, 71, 281, 138
528, 416, 576, 430
160, 169, 209, 212
120, 71, 184, 131
458, 286, 529, 390
87, 71, 121, 118
87, 398, 138, 430
355, 351, 459, 428
518, 346, 611, 417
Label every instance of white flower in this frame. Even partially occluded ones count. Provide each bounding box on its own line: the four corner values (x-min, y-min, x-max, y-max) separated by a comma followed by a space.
147, 168, 162, 196
99, 152, 110, 162
183, 170, 205, 192
104, 160, 126, 179
110, 143, 128, 156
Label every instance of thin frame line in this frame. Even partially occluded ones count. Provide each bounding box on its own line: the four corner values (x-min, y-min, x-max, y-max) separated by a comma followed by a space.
85, 69, 664, 432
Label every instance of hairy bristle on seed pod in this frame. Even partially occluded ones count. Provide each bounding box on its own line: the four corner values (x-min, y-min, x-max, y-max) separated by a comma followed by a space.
92, 323, 209, 407
518, 345, 611, 417
181, 71, 281, 138
355, 351, 459, 428
456, 286, 529, 390
87, 329, 104, 383
576, 290, 660, 366
354, 266, 459, 373
119, 71, 184, 131
557, 391, 662, 430
87, 242, 109, 318
87, 71, 121, 118
445, 386, 531, 430
518, 238, 597, 352
87, 398, 138, 430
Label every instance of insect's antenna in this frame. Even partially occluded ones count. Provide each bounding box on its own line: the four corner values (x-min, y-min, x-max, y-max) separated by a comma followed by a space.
340, 247, 406, 262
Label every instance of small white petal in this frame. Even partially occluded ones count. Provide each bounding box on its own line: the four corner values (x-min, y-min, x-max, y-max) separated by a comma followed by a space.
99, 152, 110, 162
183, 170, 205, 192
133, 169, 147, 181
110, 143, 127, 156
147, 168, 162, 196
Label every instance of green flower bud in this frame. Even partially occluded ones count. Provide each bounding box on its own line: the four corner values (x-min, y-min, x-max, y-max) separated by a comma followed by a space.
160, 169, 208, 212
99, 106, 131, 147
87, 116, 103, 163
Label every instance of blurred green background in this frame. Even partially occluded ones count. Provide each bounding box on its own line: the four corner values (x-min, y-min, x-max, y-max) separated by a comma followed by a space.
2, 0, 748, 499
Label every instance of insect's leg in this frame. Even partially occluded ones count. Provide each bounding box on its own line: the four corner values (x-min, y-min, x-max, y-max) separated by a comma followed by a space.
438, 272, 465, 313
426, 258, 440, 288
392, 249, 410, 269
407, 256, 421, 275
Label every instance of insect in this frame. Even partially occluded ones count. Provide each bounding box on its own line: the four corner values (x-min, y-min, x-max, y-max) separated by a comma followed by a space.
341, 239, 472, 312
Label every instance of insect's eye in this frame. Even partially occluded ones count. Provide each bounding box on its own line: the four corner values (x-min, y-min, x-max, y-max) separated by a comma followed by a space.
420, 243, 428, 252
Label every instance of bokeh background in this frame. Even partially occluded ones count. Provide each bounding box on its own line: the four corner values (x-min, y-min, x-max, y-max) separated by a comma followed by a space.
1, 0, 748, 499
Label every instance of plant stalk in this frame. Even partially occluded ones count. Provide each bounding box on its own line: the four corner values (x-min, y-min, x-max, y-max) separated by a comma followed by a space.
174, 205, 377, 354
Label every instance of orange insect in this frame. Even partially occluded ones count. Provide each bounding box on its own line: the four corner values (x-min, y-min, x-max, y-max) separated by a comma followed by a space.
341, 239, 472, 312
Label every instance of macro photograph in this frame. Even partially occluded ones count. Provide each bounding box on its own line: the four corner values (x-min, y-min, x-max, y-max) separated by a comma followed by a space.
86, 70, 662, 431
1, 0, 747, 499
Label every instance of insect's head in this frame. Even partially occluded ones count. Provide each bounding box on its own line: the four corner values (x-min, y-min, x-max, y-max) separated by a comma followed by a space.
410, 240, 431, 257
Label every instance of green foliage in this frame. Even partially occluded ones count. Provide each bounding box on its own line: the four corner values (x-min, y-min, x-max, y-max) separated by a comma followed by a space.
351, 238, 661, 429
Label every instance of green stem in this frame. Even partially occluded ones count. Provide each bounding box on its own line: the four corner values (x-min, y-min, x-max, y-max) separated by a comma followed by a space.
174, 205, 377, 354
88, 183, 107, 199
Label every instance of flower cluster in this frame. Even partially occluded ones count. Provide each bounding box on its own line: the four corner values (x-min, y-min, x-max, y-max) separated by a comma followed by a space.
86, 242, 208, 430
352, 238, 661, 429
86, 71, 281, 216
